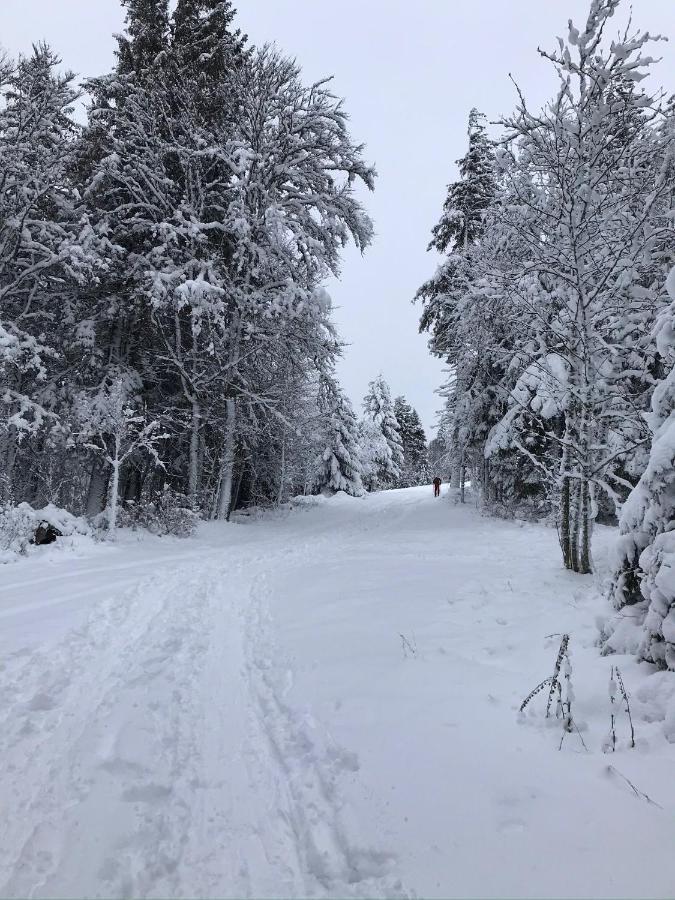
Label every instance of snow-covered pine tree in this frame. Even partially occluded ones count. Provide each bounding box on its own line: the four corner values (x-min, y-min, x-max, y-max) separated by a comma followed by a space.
362, 376, 403, 487
315, 382, 364, 497
416, 108, 501, 499
428, 108, 496, 255
608, 267, 675, 669
0, 46, 98, 505
172, 0, 246, 81
357, 418, 390, 493
417, 109, 496, 358
116, 0, 170, 75
394, 396, 428, 487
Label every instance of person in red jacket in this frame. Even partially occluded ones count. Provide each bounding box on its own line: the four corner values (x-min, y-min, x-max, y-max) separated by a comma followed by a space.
433, 476, 442, 497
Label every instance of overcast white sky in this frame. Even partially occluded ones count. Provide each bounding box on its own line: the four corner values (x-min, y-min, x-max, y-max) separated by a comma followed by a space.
2, 0, 674, 434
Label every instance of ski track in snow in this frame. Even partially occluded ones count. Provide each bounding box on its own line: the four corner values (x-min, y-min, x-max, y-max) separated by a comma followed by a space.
0, 499, 408, 899
2, 487, 675, 898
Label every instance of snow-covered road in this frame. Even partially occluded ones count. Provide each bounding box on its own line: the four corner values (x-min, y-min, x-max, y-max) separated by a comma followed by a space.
2, 487, 675, 898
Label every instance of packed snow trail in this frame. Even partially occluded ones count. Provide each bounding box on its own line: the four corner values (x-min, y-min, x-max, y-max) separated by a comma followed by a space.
2, 488, 675, 899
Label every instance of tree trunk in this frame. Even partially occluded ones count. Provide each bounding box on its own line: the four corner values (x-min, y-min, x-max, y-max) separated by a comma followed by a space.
188, 399, 201, 507
558, 432, 573, 570
577, 399, 593, 575
277, 434, 286, 506
579, 475, 592, 574
85, 458, 109, 518
569, 478, 581, 573
214, 398, 237, 521
107, 438, 121, 537
560, 474, 572, 570
123, 465, 142, 503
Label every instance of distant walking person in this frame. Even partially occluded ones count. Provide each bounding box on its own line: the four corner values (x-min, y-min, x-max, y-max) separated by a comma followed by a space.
433, 476, 442, 498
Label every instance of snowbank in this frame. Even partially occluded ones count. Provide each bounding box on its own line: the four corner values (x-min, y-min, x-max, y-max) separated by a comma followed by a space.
0, 502, 95, 564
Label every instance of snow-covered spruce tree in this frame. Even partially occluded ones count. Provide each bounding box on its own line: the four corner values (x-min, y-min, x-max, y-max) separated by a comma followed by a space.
607, 267, 675, 669
394, 396, 428, 486
357, 418, 390, 492
72, 0, 175, 516
416, 108, 501, 498
116, 0, 170, 74
172, 0, 248, 116
483, 1, 675, 572
0, 46, 99, 506
362, 376, 403, 488
428, 108, 496, 256
315, 381, 364, 497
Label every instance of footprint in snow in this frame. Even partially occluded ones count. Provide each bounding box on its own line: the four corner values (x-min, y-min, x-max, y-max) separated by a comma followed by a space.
121, 782, 172, 803
26, 691, 56, 711
497, 818, 527, 834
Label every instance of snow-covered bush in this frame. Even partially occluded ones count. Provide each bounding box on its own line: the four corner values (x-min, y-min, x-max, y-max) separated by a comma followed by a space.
606, 267, 675, 670
0, 502, 92, 560
0, 504, 36, 556
117, 489, 199, 538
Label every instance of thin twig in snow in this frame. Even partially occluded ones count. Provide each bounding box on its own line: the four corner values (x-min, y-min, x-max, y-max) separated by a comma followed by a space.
606, 766, 662, 809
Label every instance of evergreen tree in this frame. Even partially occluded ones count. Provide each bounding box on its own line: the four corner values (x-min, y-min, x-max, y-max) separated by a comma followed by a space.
171, 0, 247, 121
362, 376, 403, 487
429, 108, 496, 254
416, 109, 500, 498
315, 385, 364, 497
116, 0, 170, 75
172, 0, 245, 79
357, 418, 390, 493
394, 396, 428, 486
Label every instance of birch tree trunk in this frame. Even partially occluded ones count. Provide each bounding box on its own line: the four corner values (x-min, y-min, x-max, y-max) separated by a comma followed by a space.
107, 436, 121, 537
558, 431, 573, 570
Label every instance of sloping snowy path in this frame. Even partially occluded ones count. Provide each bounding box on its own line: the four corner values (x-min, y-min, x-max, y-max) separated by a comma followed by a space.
2, 487, 675, 898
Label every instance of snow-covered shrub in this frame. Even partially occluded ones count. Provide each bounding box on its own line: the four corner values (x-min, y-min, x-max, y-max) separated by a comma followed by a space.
0, 504, 36, 556
606, 267, 675, 670
603, 667, 635, 753
0, 502, 92, 560
117, 489, 199, 538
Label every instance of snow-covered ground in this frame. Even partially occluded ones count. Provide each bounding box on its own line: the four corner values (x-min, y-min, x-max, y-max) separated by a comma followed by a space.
2, 486, 675, 899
